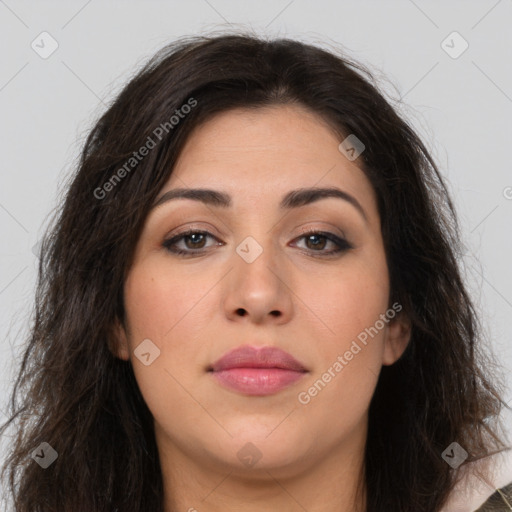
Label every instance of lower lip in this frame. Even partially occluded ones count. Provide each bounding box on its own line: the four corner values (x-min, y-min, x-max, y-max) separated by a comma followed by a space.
210, 368, 307, 396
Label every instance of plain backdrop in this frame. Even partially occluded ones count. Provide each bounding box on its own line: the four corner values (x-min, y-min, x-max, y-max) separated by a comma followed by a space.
0, 1, 511, 510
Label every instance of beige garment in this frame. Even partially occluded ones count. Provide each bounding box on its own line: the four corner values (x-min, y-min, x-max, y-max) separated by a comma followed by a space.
474, 482, 512, 511
441, 450, 512, 512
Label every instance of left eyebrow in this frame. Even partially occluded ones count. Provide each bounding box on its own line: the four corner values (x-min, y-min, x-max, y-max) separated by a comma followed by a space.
151, 186, 368, 222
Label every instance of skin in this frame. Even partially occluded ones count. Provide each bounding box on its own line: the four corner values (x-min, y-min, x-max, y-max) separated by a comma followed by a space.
112, 104, 411, 512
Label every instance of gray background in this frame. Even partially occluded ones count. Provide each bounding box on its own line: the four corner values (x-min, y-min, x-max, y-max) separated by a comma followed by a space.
1, 1, 511, 510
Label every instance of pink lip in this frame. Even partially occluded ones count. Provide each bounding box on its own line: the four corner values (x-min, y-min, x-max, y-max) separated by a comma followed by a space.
208, 345, 308, 396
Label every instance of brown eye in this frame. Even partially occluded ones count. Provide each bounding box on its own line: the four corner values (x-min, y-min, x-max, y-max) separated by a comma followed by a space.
163, 230, 221, 256
182, 232, 207, 249
293, 230, 352, 256
304, 233, 328, 250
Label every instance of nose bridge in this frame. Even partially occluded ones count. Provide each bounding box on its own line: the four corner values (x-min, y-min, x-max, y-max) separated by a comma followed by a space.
234, 232, 280, 288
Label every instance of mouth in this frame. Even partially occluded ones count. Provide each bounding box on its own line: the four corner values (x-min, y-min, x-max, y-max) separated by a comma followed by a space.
209, 367, 307, 396
208, 344, 308, 396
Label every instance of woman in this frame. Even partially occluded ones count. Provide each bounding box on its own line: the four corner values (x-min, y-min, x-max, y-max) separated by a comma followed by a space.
1, 31, 510, 512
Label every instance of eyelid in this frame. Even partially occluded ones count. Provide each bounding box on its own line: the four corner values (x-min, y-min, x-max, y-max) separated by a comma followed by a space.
296, 222, 347, 239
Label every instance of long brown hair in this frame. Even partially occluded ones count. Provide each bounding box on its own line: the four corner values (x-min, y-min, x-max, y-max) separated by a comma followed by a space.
1, 30, 510, 512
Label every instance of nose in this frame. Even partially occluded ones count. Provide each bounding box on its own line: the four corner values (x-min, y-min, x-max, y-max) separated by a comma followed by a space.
222, 236, 294, 325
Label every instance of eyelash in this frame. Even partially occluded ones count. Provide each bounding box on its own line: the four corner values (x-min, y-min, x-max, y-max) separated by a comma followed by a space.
162, 228, 353, 258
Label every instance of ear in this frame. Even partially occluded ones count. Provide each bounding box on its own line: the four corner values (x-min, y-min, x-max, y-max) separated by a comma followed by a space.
108, 316, 131, 361
382, 311, 411, 366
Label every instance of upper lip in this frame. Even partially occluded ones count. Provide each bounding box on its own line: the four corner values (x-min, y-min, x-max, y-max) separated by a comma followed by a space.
209, 345, 308, 372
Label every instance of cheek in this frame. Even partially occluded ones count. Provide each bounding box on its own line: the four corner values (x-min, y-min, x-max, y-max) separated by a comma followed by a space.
122, 260, 220, 400
297, 274, 388, 432
297, 250, 389, 412
123, 260, 217, 341
299, 355, 380, 440
122, 264, 215, 426
305, 251, 390, 346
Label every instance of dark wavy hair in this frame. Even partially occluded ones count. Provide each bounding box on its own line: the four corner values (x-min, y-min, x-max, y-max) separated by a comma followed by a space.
1, 30, 510, 512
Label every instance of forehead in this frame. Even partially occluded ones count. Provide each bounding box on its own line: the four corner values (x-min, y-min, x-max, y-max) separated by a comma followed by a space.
162, 105, 377, 216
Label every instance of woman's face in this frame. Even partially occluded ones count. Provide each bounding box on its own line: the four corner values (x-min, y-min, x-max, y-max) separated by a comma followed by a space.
113, 105, 410, 483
